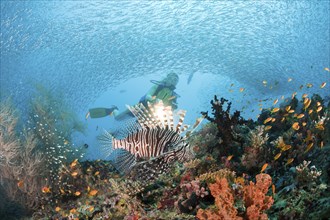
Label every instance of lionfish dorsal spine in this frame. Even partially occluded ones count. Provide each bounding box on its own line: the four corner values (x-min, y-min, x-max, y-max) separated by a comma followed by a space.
175, 110, 187, 133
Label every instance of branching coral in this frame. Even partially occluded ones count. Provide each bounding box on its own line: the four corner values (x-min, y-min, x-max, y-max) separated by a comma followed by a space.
201, 95, 246, 156
241, 126, 270, 171
0, 100, 46, 215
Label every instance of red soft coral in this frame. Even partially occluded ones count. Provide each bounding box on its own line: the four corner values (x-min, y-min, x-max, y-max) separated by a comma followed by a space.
243, 173, 274, 220
197, 178, 242, 220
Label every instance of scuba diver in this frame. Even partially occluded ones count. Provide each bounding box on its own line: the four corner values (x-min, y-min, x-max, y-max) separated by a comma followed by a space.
87, 72, 180, 121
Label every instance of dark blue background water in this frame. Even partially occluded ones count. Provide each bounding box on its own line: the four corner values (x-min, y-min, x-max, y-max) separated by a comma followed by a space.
1, 1, 329, 159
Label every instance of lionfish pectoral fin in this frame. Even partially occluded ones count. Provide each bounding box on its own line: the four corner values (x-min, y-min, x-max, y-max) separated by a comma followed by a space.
97, 129, 115, 158
113, 149, 137, 174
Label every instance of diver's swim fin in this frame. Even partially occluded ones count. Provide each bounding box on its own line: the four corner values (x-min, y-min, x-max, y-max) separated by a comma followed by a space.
88, 106, 118, 118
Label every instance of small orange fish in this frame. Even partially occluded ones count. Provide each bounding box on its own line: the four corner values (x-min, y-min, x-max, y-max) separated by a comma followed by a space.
304, 99, 312, 110
272, 184, 276, 195
316, 106, 322, 112
262, 80, 267, 85
292, 122, 300, 130
60, 188, 65, 194
87, 186, 91, 192
265, 125, 272, 131
288, 78, 293, 82
291, 92, 297, 99
64, 140, 69, 145
271, 118, 276, 123
324, 67, 329, 72
70, 159, 78, 168
70, 208, 77, 214
273, 99, 278, 105
316, 101, 321, 106
285, 106, 291, 112
281, 117, 285, 122
88, 206, 94, 212
288, 109, 295, 114
94, 171, 100, 176
261, 163, 268, 173
320, 82, 326, 88
227, 155, 233, 161
315, 123, 325, 130
308, 109, 313, 114
74, 191, 81, 196
264, 117, 273, 124
302, 122, 307, 126
17, 180, 24, 188
282, 145, 292, 151
239, 88, 245, 92
286, 158, 294, 165
89, 189, 98, 196
306, 83, 313, 88
302, 94, 308, 98
297, 114, 304, 119
271, 108, 280, 113
320, 141, 324, 149
305, 142, 314, 153
71, 172, 78, 177
55, 207, 61, 212
167, 96, 176, 101
42, 186, 51, 193
85, 112, 90, 120
274, 152, 281, 160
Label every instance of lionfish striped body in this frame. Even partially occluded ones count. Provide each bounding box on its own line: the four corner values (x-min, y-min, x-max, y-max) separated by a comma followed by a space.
98, 101, 204, 181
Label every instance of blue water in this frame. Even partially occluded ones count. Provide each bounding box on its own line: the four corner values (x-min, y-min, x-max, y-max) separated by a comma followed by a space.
1, 1, 329, 159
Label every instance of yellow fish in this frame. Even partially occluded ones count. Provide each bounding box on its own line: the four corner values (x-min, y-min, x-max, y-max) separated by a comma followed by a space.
264, 117, 273, 124
273, 99, 278, 105
271, 108, 280, 113
274, 152, 281, 160
286, 158, 294, 165
304, 99, 312, 110
316, 106, 322, 112
292, 122, 300, 130
261, 163, 268, 173
320, 82, 326, 88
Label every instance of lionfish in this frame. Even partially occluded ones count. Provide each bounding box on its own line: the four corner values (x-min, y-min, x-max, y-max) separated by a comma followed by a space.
98, 101, 204, 181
